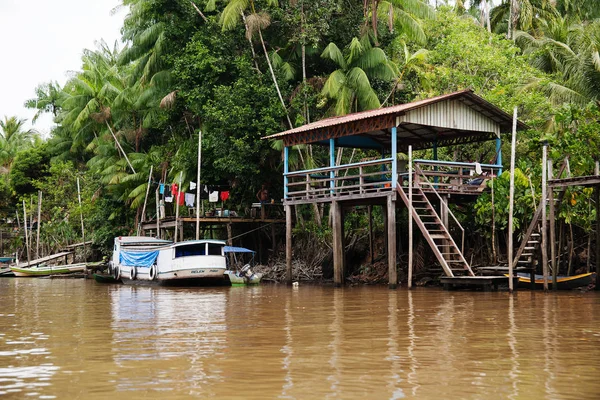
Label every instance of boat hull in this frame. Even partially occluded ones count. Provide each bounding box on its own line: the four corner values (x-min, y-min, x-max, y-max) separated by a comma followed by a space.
10, 263, 86, 277
514, 272, 596, 290
117, 265, 228, 286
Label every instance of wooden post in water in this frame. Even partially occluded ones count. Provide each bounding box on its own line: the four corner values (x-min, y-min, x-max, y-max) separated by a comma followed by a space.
332, 200, 344, 287
139, 165, 153, 235
23, 200, 30, 267
408, 145, 414, 289
174, 172, 183, 243
595, 161, 600, 290
227, 223, 234, 267
36, 191, 42, 259
77, 177, 86, 263
196, 130, 202, 240
507, 107, 517, 293
387, 195, 397, 289
285, 204, 293, 285
541, 144, 548, 290
155, 188, 161, 239
368, 205, 374, 265
548, 156, 557, 290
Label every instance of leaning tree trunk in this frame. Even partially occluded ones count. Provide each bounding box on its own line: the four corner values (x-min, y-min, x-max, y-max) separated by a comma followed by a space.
257, 27, 293, 130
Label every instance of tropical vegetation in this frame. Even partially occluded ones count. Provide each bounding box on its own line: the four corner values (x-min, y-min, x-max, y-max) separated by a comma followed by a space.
0, 0, 598, 280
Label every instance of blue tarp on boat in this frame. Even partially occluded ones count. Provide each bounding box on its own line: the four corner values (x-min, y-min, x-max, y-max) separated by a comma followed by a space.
224, 246, 255, 254
120, 250, 159, 267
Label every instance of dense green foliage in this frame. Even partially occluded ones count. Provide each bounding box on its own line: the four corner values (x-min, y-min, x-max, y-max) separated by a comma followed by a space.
0, 1, 598, 266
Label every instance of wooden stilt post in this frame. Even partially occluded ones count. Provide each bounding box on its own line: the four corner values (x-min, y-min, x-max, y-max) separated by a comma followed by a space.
196, 130, 202, 240
368, 205, 374, 265
541, 144, 548, 291
227, 223, 234, 267
548, 156, 557, 290
507, 107, 517, 293
408, 145, 413, 289
36, 191, 42, 259
77, 177, 86, 263
285, 204, 293, 285
155, 188, 161, 239
388, 195, 397, 289
174, 171, 183, 243
23, 200, 31, 267
139, 166, 153, 235
332, 201, 344, 287
596, 160, 600, 290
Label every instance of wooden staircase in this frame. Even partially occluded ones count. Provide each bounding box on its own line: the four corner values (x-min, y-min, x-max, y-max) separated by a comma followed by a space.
397, 185, 474, 277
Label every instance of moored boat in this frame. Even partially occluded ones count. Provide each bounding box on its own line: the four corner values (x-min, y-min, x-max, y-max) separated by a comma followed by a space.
513, 272, 596, 290
10, 263, 87, 277
0, 266, 14, 277
112, 237, 228, 286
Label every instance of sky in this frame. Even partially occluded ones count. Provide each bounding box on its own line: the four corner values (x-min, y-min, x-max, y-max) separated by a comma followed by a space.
0, 0, 127, 137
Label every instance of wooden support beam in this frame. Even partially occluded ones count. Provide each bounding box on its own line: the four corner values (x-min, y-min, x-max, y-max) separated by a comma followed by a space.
596, 184, 600, 291
408, 145, 413, 289
387, 195, 397, 289
548, 158, 557, 290
332, 201, 344, 287
227, 223, 233, 267
285, 204, 293, 285
368, 205, 373, 265
541, 144, 549, 291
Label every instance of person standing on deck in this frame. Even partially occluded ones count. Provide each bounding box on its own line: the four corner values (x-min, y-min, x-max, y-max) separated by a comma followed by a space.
256, 184, 269, 204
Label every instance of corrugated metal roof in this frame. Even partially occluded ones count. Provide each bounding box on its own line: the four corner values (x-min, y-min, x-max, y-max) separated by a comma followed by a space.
263, 89, 527, 141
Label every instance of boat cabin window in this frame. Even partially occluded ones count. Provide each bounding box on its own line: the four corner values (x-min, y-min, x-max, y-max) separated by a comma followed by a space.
174, 243, 206, 258
207, 243, 223, 256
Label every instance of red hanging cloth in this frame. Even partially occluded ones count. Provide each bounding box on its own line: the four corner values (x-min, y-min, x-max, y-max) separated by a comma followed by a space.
220, 191, 230, 202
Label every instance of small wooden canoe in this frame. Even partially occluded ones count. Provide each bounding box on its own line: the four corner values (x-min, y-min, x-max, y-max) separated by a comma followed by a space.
10, 263, 87, 277
512, 272, 596, 290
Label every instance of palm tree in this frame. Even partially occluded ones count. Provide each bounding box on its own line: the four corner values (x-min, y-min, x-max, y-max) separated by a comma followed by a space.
320, 36, 398, 116
0, 116, 38, 171
220, 0, 294, 129
490, 0, 559, 38
516, 18, 600, 105
367, 0, 435, 46
24, 81, 62, 123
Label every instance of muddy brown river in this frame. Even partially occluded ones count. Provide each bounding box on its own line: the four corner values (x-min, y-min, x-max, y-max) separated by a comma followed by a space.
1, 278, 599, 399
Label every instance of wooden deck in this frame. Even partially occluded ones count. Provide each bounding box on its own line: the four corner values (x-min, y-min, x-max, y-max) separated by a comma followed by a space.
548, 175, 600, 188
440, 276, 520, 291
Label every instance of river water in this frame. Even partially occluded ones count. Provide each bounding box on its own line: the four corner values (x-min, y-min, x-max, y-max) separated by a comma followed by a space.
1, 278, 599, 399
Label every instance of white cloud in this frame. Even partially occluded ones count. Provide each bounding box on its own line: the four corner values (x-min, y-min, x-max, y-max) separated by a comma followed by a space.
0, 0, 126, 137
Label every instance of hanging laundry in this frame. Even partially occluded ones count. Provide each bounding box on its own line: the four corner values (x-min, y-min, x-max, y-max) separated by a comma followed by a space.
164, 185, 172, 198
209, 191, 219, 202
190, 181, 196, 190
220, 191, 230, 202
159, 183, 165, 195
203, 185, 209, 193
185, 193, 195, 207
177, 192, 185, 206
172, 183, 179, 196
165, 196, 173, 203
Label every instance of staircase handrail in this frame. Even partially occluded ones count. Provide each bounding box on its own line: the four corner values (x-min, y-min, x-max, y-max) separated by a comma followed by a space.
413, 164, 465, 255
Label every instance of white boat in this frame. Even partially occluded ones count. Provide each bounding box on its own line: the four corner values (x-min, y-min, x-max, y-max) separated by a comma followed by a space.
111, 236, 228, 286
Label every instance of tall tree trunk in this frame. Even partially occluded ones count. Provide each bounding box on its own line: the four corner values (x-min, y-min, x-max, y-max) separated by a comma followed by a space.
242, 12, 262, 74
257, 27, 294, 130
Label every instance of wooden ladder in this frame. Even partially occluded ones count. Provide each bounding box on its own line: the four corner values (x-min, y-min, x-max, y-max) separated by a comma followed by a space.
397, 185, 474, 277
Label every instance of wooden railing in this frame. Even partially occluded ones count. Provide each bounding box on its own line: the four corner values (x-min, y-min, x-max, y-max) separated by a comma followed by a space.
285, 158, 394, 202
285, 159, 501, 203
412, 160, 501, 195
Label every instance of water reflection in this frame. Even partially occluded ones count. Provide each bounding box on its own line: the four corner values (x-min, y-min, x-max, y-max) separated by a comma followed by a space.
1, 279, 600, 399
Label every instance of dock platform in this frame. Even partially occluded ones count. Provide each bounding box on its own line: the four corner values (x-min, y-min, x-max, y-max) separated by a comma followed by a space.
440, 276, 519, 291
